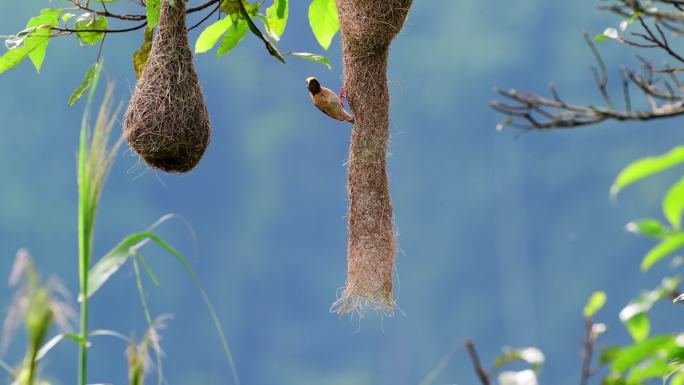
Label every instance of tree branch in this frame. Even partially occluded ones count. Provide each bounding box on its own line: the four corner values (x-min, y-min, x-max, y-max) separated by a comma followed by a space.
65, 0, 221, 22
51, 22, 148, 35
492, 19, 684, 131
465, 338, 492, 385
579, 316, 597, 385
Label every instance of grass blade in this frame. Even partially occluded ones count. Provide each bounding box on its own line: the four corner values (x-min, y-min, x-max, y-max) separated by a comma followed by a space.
133, 255, 165, 385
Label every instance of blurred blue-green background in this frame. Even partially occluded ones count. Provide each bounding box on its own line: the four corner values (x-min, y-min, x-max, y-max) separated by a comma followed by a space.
1, 1, 683, 384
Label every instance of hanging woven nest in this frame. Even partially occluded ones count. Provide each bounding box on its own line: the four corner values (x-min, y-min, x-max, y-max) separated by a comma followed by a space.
331, 0, 413, 316
124, 0, 211, 173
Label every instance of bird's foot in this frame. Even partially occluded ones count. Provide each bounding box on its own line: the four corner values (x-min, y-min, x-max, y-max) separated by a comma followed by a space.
339, 86, 347, 106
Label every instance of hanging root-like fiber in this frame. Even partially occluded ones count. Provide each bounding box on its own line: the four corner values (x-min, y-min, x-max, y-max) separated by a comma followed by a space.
331, 0, 413, 316
124, 0, 211, 173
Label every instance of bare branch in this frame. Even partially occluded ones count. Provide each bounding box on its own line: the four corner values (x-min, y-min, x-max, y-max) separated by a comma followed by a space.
465, 338, 492, 385
585, 32, 615, 108
579, 316, 598, 385
492, 1, 684, 131
50, 22, 148, 35
64, 0, 221, 22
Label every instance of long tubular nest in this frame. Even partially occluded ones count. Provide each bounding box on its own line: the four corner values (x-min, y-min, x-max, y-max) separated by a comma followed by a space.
331, 0, 412, 316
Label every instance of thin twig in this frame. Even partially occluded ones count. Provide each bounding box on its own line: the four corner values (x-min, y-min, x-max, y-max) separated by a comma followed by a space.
66, 0, 220, 22
188, 2, 221, 32
51, 22, 148, 34
579, 316, 596, 385
465, 338, 492, 385
95, 33, 106, 63
584, 31, 614, 109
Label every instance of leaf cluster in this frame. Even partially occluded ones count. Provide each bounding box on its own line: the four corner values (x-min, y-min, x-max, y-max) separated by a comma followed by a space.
0, 0, 342, 85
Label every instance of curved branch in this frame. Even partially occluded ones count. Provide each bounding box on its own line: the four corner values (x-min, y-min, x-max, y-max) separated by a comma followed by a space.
66, 0, 220, 22
188, 3, 220, 32
51, 22, 148, 34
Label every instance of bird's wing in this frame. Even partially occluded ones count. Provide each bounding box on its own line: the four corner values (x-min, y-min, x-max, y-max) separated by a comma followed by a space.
321, 88, 354, 122
313, 89, 347, 121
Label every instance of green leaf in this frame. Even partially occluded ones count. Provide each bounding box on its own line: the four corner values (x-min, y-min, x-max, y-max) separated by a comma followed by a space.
670, 371, 684, 385
75, 13, 108, 45
195, 18, 232, 54
25, 9, 63, 73
626, 358, 668, 384
594, 34, 609, 42
0, 9, 63, 74
26, 9, 63, 29
146, 0, 161, 29
132, 27, 153, 79
241, 1, 261, 16
308, 0, 339, 50
641, 232, 684, 271
217, 18, 248, 57
626, 219, 668, 238
85, 232, 152, 299
68, 62, 101, 106
672, 373, 684, 385
613, 336, 675, 372
583, 291, 607, 317
664, 176, 684, 230
266, 0, 288, 39
286, 51, 331, 69
0, 35, 46, 74
237, 0, 285, 62
599, 347, 622, 365
62, 13, 76, 23
619, 277, 681, 341
625, 313, 650, 342
610, 146, 684, 200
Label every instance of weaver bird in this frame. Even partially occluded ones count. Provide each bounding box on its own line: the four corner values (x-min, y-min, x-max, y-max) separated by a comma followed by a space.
306, 77, 354, 123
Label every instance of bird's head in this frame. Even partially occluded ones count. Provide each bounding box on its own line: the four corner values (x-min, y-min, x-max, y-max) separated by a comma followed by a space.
306, 77, 321, 94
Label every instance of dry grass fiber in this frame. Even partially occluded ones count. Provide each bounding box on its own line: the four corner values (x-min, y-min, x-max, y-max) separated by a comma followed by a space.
331, 0, 413, 315
124, 0, 211, 173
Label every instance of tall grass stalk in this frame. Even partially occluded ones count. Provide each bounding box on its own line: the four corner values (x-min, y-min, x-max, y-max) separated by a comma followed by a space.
76, 65, 123, 385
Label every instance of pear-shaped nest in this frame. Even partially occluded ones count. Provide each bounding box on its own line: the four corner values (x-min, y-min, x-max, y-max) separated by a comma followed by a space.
124, 0, 211, 173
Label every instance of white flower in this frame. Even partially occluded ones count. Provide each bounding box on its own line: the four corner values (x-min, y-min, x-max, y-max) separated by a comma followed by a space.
619, 20, 629, 32
498, 370, 538, 385
603, 27, 620, 40
519, 347, 545, 365
592, 323, 607, 335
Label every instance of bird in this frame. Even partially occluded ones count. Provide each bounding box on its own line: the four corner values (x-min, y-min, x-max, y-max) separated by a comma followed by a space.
306, 77, 354, 123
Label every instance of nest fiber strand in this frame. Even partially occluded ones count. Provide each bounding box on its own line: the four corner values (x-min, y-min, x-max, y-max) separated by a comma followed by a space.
331, 0, 412, 315
124, 0, 211, 173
